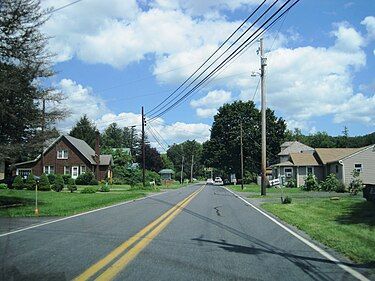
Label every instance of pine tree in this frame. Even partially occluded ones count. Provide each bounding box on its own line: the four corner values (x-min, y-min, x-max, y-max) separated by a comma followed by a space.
52, 174, 64, 192
69, 115, 97, 148
25, 173, 37, 190
38, 173, 51, 191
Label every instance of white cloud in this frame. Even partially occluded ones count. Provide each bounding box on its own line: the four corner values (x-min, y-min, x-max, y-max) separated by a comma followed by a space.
190, 89, 232, 118
56, 79, 109, 131
196, 108, 218, 118
361, 16, 375, 41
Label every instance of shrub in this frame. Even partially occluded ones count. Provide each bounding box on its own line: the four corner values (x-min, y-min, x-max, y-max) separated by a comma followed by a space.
76, 171, 98, 185
282, 196, 292, 204
335, 181, 346, 193
0, 183, 7, 189
52, 174, 64, 192
38, 173, 51, 191
25, 173, 37, 190
81, 186, 97, 194
62, 174, 71, 184
99, 184, 110, 192
47, 173, 56, 185
13, 175, 25, 190
321, 173, 339, 192
285, 178, 297, 188
243, 171, 257, 184
302, 173, 319, 191
67, 178, 77, 193
348, 169, 363, 195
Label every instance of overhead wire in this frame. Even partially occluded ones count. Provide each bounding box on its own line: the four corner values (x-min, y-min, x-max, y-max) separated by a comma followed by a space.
148, 0, 298, 121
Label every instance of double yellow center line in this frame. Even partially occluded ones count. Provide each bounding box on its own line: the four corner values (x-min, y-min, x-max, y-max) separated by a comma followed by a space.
74, 185, 205, 281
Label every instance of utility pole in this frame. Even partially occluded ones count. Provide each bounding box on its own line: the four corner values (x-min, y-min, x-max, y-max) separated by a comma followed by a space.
41, 98, 45, 173
260, 37, 267, 196
240, 122, 244, 190
141, 106, 146, 188
180, 156, 184, 184
190, 154, 194, 183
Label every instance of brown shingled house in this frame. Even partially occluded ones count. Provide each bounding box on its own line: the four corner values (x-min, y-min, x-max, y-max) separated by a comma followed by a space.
14, 135, 113, 181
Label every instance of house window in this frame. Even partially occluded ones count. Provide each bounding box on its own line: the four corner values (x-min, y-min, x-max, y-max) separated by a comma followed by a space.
44, 166, 54, 174
81, 166, 86, 174
64, 166, 70, 175
354, 163, 362, 173
284, 168, 293, 178
335, 165, 339, 173
306, 166, 314, 175
17, 169, 32, 178
57, 149, 68, 159
72, 166, 79, 178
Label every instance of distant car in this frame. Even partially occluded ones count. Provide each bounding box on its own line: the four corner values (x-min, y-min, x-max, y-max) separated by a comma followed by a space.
206, 178, 214, 185
214, 177, 223, 186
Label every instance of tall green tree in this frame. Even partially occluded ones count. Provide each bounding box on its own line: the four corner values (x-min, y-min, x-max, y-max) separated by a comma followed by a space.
137, 144, 163, 172
69, 115, 97, 148
202, 101, 286, 179
101, 123, 124, 148
0, 0, 65, 161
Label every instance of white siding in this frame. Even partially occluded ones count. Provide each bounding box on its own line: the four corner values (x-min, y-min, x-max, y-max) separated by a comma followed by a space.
342, 146, 375, 185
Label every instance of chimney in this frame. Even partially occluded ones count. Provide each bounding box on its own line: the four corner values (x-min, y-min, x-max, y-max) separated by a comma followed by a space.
95, 130, 100, 180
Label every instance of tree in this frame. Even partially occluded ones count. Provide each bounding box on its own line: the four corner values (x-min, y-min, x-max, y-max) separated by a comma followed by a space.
0, 0, 65, 162
38, 173, 51, 191
161, 154, 174, 170
137, 144, 163, 172
202, 101, 286, 179
25, 173, 37, 190
101, 123, 124, 148
69, 115, 97, 148
52, 174, 64, 192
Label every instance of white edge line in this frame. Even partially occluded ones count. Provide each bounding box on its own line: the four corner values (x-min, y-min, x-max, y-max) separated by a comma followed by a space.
0, 185, 198, 238
223, 187, 370, 281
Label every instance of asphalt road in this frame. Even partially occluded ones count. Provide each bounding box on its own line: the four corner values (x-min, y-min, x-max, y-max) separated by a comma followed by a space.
0, 184, 370, 281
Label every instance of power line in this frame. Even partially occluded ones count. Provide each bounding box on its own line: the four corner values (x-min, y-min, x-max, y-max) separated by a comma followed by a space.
148, 0, 298, 121
46, 0, 84, 14
146, 0, 268, 116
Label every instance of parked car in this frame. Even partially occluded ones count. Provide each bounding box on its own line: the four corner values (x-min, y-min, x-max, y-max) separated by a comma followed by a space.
214, 177, 223, 186
206, 178, 214, 185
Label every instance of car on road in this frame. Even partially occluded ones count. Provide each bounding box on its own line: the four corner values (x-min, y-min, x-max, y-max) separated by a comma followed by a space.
214, 177, 223, 186
206, 178, 214, 185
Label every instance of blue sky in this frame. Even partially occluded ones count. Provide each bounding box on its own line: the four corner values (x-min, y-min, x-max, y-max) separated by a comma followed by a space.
42, 0, 375, 149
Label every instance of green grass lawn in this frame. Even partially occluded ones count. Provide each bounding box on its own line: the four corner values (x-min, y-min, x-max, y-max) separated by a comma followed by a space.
0, 188, 149, 217
262, 197, 375, 264
160, 182, 190, 189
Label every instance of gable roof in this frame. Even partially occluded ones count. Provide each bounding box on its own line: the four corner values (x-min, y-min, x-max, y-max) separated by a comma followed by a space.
15, 135, 112, 166
315, 148, 362, 164
159, 169, 175, 174
289, 153, 320, 166
278, 141, 314, 156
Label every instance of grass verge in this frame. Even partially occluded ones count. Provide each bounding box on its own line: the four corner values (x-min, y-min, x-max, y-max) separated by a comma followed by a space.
0, 189, 149, 217
262, 197, 375, 264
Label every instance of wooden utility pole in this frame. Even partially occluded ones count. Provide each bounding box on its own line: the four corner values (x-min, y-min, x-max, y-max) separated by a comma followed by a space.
240, 122, 244, 190
141, 106, 146, 188
190, 154, 194, 183
41, 98, 45, 172
260, 37, 267, 196
180, 156, 184, 184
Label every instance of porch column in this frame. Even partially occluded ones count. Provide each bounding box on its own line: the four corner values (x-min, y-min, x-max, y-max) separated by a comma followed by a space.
296, 166, 299, 186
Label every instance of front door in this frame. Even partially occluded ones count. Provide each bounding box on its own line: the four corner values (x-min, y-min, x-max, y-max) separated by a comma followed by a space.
72, 166, 79, 179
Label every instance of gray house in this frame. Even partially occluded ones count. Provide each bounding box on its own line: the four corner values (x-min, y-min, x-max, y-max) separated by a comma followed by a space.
271, 141, 375, 186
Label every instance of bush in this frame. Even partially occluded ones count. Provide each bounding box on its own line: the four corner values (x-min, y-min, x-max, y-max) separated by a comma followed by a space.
321, 173, 340, 192
76, 171, 98, 185
13, 175, 25, 190
25, 173, 37, 190
67, 178, 77, 193
348, 169, 363, 195
0, 183, 7, 189
243, 171, 257, 184
47, 174, 56, 185
62, 174, 71, 184
282, 196, 292, 204
99, 184, 110, 192
302, 174, 319, 191
52, 174, 64, 192
285, 178, 297, 188
38, 173, 51, 191
81, 186, 97, 194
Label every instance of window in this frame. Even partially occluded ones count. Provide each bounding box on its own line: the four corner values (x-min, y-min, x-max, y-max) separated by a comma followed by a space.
57, 149, 68, 159
354, 163, 362, 173
306, 166, 314, 175
17, 169, 32, 178
44, 166, 54, 174
72, 166, 79, 178
64, 166, 70, 175
284, 168, 293, 178
81, 166, 86, 174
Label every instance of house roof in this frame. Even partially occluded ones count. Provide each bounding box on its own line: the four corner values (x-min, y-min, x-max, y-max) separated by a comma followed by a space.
289, 153, 320, 166
159, 169, 175, 174
270, 161, 294, 168
315, 148, 362, 164
278, 141, 314, 156
15, 135, 112, 166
